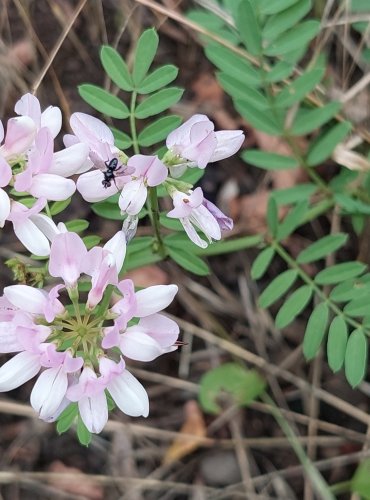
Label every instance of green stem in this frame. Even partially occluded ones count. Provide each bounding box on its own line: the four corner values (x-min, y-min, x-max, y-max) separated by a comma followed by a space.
129, 91, 139, 155
149, 187, 166, 258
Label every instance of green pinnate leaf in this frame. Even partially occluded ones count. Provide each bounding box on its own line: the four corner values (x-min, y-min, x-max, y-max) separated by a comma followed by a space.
264, 20, 320, 56
138, 115, 182, 146
272, 183, 317, 205
100, 45, 133, 91
275, 67, 325, 108
135, 88, 184, 119
132, 28, 159, 85
205, 44, 261, 86
327, 316, 348, 373
267, 196, 278, 236
199, 363, 266, 414
251, 247, 275, 280
259, 269, 298, 308
290, 102, 342, 136
235, 0, 261, 56
303, 302, 329, 360
111, 127, 132, 149
217, 73, 268, 108
78, 84, 129, 118
307, 121, 352, 166
297, 233, 348, 264
263, 0, 312, 40
315, 262, 367, 285
137, 65, 179, 94
65, 219, 89, 233
235, 99, 282, 135
345, 329, 367, 387
242, 150, 299, 170
275, 285, 313, 329
277, 200, 309, 240
344, 297, 370, 317
266, 61, 295, 83
260, 0, 299, 15
167, 247, 210, 276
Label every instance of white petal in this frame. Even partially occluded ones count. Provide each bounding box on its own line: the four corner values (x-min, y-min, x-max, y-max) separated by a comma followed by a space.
30, 213, 60, 241
135, 285, 178, 317
0, 188, 10, 227
78, 392, 108, 433
0, 351, 40, 391
70, 112, 114, 145
76, 170, 115, 202
49, 143, 89, 177
0, 322, 23, 353
12, 218, 50, 256
30, 367, 68, 419
104, 231, 126, 272
211, 130, 244, 162
4, 285, 47, 315
108, 370, 149, 417
29, 174, 76, 201
120, 330, 166, 362
41, 106, 62, 138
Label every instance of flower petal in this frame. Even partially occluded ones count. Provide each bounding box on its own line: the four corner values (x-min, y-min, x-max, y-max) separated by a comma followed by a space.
0, 351, 40, 391
30, 367, 68, 420
29, 174, 76, 201
49, 143, 89, 177
41, 106, 62, 138
135, 284, 178, 317
108, 370, 149, 417
78, 392, 108, 434
4, 285, 47, 315
49, 232, 88, 287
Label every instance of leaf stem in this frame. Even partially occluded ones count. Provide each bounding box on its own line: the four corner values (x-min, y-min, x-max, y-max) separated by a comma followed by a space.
148, 186, 166, 258
130, 91, 139, 155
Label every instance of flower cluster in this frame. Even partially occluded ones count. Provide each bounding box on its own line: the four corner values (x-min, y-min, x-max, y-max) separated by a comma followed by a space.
0, 229, 179, 433
0, 92, 244, 435
73, 112, 244, 248
0, 94, 89, 256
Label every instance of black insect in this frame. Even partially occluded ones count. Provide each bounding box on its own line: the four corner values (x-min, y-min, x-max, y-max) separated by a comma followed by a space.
102, 158, 120, 188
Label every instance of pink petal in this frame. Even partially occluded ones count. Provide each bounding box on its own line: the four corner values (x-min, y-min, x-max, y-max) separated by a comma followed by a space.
211, 130, 244, 162
137, 314, 179, 346
1, 116, 36, 157
0, 323, 24, 353
120, 330, 175, 362
70, 112, 114, 146
166, 114, 211, 149
49, 232, 88, 287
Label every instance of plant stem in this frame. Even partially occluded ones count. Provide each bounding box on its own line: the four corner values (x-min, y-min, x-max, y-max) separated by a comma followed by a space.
149, 187, 166, 258
130, 91, 139, 155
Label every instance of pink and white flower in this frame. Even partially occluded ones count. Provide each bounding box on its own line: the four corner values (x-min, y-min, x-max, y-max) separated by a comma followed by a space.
167, 187, 233, 248
118, 155, 168, 215
166, 114, 244, 170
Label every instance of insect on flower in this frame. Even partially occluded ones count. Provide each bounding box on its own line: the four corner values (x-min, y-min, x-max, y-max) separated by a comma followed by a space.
102, 158, 122, 189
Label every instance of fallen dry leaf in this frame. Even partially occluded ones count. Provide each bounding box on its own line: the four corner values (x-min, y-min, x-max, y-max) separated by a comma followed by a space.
48, 461, 104, 500
163, 400, 207, 464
